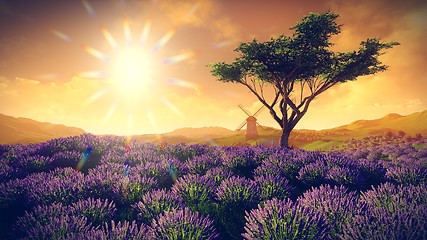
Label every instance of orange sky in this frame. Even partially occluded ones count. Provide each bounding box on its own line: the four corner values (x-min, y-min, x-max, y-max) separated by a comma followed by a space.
0, 0, 426, 135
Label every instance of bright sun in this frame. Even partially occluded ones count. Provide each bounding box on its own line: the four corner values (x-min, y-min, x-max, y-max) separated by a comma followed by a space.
110, 46, 153, 97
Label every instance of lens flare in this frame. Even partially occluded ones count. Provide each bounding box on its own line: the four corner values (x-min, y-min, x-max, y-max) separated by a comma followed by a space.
82, 0, 96, 17
101, 26, 118, 49
167, 78, 197, 89
168, 163, 177, 182
103, 101, 117, 123
76, 147, 92, 171
82, 45, 110, 62
85, 88, 108, 105
163, 51, 195, 65
146, 111, 158, 129
123, 17, 132, 44
78, 71, 107, 79
160, 97, 184, 117
50, 29, 72, 42
212, 40, 232, 48
140, 19, 152, 45
153, 29, 176, 52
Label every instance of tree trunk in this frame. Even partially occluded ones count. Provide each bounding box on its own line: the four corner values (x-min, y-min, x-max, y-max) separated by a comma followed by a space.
280, 128, 291, 148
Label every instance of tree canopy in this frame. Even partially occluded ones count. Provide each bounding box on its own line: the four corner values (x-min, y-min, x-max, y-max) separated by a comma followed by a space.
209, 12, 399, 148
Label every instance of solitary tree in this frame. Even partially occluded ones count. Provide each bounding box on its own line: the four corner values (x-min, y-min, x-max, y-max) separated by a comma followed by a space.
209, 12, 398, 148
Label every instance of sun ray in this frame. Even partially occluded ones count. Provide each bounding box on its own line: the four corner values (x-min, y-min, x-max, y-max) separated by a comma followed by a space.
103, 101, 117, 123
146, 111, 158, 130
82, 45, 110, 61
166, 78, 197, 89
50, 29, 72, 42
85, 88, 108, 105
140, 19, 152, 45
160, 97, 184, 117
163, 51, 196, 65
153, 29, 176, 52
123, 17, 132, 44
82, 0, 96, 17
78, 71, 107, 79
212, 40, 232, 48
101, 26, 118, 49
186, 3, 200, 18
127, 110, 134, 135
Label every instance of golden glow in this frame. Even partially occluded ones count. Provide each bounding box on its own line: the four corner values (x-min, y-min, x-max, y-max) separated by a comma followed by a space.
110, 46, 153, 97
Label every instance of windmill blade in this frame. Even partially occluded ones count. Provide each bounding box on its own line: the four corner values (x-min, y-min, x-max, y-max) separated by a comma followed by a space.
236, 120, 247, 131
238, 104, 252, 117
253, 105, 265, 117
257, 122, 265, 130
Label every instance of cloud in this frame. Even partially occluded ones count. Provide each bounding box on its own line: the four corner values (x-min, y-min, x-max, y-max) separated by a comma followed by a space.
157, 0, 241, 41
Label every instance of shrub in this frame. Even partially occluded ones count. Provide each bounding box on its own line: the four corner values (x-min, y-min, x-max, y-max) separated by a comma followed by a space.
216, 176, 260, 239
151, 207, 219, 239
171, 174, 216, 215
341, 183, 427, 240
243, 198, 329, 240
69, 198, 116, 227
298, 185, 358, 239
253, 174, 294, 201
133, 189, 185, 224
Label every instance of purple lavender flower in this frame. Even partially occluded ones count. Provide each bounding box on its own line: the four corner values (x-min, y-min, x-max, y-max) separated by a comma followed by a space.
254, 152, 304, 184
327, 165, 362, 186
23, 168, 85, 206
112, 175, 158, 206
341, 183, 427, 239
13, 202, 70, 238
216, 176, 261, 239
242, 198, 329, 240
186, 154, 220, 175
204, 167, 234, 186
50, 150, 82, 169
386, 166, 426, 185
16, 215, 92, 240
298, 185, 358, 238
151, 207, 219, 239
297, 160, 328, 187
253, 174, 294, 201
69, 198, 116, 227
171, 174, 217, 215
102, 220, 153, 240
133, 189, 185, 224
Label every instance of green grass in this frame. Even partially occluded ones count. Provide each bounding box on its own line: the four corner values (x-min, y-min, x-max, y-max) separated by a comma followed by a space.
301, 140, 343, 151
413, 144, 427, 149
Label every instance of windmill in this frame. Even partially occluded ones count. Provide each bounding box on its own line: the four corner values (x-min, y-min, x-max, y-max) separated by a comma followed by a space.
236, 104, 265, 139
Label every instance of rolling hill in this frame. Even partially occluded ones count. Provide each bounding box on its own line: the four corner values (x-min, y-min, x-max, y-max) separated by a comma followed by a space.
1, 109, 426, 147
329, 110, 427, 136
132, 109, 427, 148
0, 114, 86, 144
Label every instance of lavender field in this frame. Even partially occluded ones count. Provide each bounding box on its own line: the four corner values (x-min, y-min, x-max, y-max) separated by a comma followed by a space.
0, 134, 426, 240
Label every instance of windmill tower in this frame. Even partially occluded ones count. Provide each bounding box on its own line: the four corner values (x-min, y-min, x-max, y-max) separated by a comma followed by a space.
236, 104, 264, 139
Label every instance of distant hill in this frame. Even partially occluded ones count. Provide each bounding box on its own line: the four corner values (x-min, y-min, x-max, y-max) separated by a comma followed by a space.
1, 109, 426, 147
299, 109, 427, 150
132, 109, 427, 148
0, 114, 85, 144
329, 110, 427, 136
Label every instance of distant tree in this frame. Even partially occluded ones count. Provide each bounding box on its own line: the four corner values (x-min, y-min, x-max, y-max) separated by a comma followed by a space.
397, 130, 406, 138
414, 133, 423, 141
384, 131, 394, 139
209, 12, 398, 148
404, 135, 414, 142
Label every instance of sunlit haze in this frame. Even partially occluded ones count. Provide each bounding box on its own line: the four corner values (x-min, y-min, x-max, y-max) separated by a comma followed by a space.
0, 0, 426, 135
